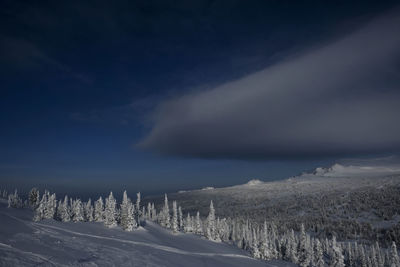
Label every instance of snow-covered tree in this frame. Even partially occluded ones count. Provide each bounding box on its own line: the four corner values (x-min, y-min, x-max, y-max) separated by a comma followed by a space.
94, 196, 104, 222
71, 199, 84, 222
120, 191, 136, 231
375, 242, 385, 267
147, 202, 152, 220
298, 224, 311, 267
104, 192, 117, 228
28, 188, 40, 209
151, 203, 157, 221
8, 189, 23, 208
172, 200, 178, 233
135, 192, 141, 223
390, 242, 400, 267
178, 206, 183, 230
287, 229, 298, 264
56, 195, 70, 222
184, 212, 193, 233
84, 199, 94, 222
160, 194, 170, 228
206, 200, 217, 241
313, 238, 324, 267
194, 211, 203, 235
328, 236, 344, 267
33, 194, 46, 221
251, 227, 261, 258
42, 192, 56, 219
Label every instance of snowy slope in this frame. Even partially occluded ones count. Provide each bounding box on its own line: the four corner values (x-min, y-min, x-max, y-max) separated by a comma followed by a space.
0, 201, 295, 267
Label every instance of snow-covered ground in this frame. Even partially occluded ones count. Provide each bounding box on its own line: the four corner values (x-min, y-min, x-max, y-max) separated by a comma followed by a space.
0, 200, 295, 266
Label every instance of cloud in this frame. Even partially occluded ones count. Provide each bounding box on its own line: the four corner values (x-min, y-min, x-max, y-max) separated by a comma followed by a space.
138, 10, 400, 160
0, 36, 92, 83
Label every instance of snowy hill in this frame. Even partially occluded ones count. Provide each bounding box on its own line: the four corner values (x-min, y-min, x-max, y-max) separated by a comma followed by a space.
146, 159, 400, 247
0, 200, 294, 267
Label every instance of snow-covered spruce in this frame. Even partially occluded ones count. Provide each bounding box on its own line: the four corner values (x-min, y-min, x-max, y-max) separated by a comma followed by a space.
104, 191, 117, 228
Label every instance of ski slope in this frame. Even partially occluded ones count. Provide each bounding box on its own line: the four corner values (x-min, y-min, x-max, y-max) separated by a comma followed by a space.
0, 200, 294, 266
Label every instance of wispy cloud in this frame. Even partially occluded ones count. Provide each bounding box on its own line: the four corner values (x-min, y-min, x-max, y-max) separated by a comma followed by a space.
0, 35, 92, 84
139, 10, 400, 160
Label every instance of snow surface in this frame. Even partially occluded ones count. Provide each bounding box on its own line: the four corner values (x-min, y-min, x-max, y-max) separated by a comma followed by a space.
0, 200, 295, 267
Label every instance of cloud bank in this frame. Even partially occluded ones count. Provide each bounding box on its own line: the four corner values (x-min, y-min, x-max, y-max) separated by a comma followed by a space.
139, 11, 400, 159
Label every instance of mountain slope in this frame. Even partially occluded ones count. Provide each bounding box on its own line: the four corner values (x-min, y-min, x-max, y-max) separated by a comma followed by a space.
0, 201, 294, 267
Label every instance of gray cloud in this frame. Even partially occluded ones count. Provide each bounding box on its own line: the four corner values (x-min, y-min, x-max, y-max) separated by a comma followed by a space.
139, 11, 400, 159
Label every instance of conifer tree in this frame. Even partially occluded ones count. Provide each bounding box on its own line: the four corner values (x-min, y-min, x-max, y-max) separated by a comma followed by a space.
61, 195, 70, 222
33, 195, 46, 222
390, 242, 400, 267
161, 194, 170, 228
288, 229, 298, 264
104, 192, 117, 228
71, 199, 84, 222
314, 238, 324, 267
134, 192, 141, 224
172, 201, 178, 233
28, 188, 40, 209
359, 244, 367, 267
147, 202, 152, 220
178, 206, 183, 230
84, 198, 94, 222
206, 200, 216, 240
151, 203, 156, 221
298, 224, 311, 267
184, 212, 193, 232
94, 196, 104, 222
194, 211, 203, 235
329, 236, 344, 267
251, 227, 261, 258
120, 191, 136, 231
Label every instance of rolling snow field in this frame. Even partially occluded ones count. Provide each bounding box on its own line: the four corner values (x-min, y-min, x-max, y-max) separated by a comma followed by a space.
0, 200, 294, 266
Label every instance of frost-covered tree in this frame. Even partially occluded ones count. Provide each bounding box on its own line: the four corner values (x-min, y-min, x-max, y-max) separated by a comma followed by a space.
120, 191, 136, 231
94, 196, 104, 222
147, 202, 152, 220
84, 199, 94, 222
104, 192, 117, 228
359, 244, 367, 267
42, 192, 56, 219
135, 192, 141, 223
329, 236, 344, 267
287, 229, 298, 264
184, 212, 193, 232
313, 238, 324, 267
160, 194, 170, 228
206, 200, 217, 241
251, 228, 261, 258
172, 201, 178, 233
375, 242, 385, 267
61, 195, 71, 222
194, 211, 203, 235
56, 195, 70, 222
28, 188, 40, 209
298, 224, 311, 267
33, 194, 46, 221
178, 206, 183, 230
71, 199, 84, 222
390, 242, 400, 267
151, 203, 157, 221
8, 189, 23, 208
260, 221, 271, 260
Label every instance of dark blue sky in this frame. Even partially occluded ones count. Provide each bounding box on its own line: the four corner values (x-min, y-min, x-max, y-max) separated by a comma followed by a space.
1, 0, 399, 197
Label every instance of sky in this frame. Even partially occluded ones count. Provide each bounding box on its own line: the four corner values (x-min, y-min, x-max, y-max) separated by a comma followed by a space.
1, 0, 400, 198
